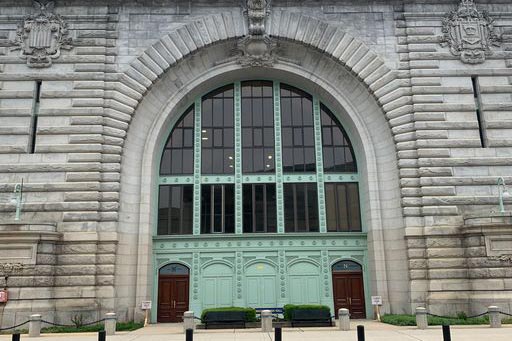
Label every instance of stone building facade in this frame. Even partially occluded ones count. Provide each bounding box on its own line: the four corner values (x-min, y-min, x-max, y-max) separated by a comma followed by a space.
0, 0, 511, 326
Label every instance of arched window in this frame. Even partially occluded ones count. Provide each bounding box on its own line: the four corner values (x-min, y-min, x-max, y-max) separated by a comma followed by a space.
159, 263, 190, 275
332, 260, 362, 272
157, 81, 361, 235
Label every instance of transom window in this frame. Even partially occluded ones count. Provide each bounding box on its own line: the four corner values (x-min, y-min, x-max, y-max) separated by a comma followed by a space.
158, 81, 360, 235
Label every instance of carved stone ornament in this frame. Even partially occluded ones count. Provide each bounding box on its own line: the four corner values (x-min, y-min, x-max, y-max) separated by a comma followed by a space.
235, 35, 277, 67
441, 0, 501, 64
236, 0, 276, 67
11, 1, 72, 68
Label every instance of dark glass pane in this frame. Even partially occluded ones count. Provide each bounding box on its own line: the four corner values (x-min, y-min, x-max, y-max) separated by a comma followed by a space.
183, 129, 193, 147
322, 127, 332, 145
201, 185, 211, 234
325, 184, 337, 232
337, 184, 349, 231
171, 150, 182, 174
303, 127, 314, 147
347, 183, 361, 231
293, 128, 302, 146
264, 128, 274, 147
225, 185, 235, 233
304, 148, 316, 172
243, 185, 253, 233
160, 264, 190, 275
323, 148, 334, 172
296, 184, 306, 231
202, 129, 212, 147
332, 260, 362, 272
224, 128, 234, 148
282, 128, 293, 147
284, 184, 295, 232
213, 149, 224, 173
306, 184, 319, 232
224, 99, 234, 126
182, 186, 193, 234
281, 99, 292, 126
253, 101, 263, 125
253, 148, 264, 173
264, 148, 274, 171
158, 185, 193, 235
254, 128, 263, 147
291, 98, 303, 126
302, 98, 313, 125
263, 99, 273, 125
266, 185, 277, 232
242, 128, 252, 147
293, 149, 304, 172
160, 150, 171, 174
202, 99, 213, 126
243, 148, 252, 173
282, 148, 293, 172
202, 150, 212, 173
255, 185, 264, 232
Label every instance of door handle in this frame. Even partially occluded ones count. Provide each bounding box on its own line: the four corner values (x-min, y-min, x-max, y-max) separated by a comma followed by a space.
173, 300, 176, 308
349, 297, 352, 305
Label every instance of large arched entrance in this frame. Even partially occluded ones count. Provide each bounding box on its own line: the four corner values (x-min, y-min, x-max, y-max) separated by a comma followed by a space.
116, 15, 407, 321
157, 263, 190, 322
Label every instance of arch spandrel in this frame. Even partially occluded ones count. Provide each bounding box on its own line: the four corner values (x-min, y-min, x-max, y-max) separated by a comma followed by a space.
119, 12, 400, 122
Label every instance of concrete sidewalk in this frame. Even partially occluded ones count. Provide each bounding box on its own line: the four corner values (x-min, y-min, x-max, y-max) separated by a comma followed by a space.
1, 321, 511, 340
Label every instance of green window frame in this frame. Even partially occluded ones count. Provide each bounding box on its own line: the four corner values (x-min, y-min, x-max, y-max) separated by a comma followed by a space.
157, 81, 360, 236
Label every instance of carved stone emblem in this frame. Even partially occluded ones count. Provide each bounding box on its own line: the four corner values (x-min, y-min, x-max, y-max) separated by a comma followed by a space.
236, 0, 276, 67
441, 0, 501, 64
11, 1, 72, 68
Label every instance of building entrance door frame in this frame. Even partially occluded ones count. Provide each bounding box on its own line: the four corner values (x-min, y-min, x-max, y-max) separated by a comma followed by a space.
332, 260, 366, 319
157, 263, 190, 323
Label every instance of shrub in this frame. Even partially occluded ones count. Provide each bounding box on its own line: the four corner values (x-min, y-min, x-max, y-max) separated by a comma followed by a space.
381, 314, 491, 326
40, 321, 143, 334
283, 304, 330, 321
200, 307, 257, 322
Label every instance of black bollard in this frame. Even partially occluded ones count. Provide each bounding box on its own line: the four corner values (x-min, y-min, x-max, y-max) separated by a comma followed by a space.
186, 328, 193, 341
357, 325, 365, 341
442, 324, 451, 341
12, 334, 20, 341
98, 330, 106, 341
275, 326, 282, 341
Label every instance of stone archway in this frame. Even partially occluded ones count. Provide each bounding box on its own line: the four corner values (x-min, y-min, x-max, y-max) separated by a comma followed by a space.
114, 13, 408, 321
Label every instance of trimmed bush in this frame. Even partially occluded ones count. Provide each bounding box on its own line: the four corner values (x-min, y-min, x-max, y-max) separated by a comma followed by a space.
200, 307, 257, 322
283, 304, 330, 321
381, 314, 503, 326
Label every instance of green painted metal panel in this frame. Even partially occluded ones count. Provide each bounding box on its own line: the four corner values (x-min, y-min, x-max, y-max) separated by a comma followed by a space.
159, 176, 194, 185
200, 175, 235, 184
193, 98, 202, 235
324, 173, 359, 182
282, 174, 317, 183
273, 81, 285, 233
234, 82, 243, 234
242, 174, 276, 183
313, 97, 327, 233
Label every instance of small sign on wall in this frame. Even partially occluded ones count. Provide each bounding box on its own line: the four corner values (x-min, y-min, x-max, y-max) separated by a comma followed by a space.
0, 290, 7, 303
141, 301, 152, 310
371, 296, 382, 306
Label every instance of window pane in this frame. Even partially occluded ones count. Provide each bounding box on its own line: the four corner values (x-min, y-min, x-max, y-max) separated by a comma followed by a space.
284, 184, 295, 232
158, 185, 193, 235
325, 184, 337, 232
284, 183, 318, 233
347, 183, 361, 231
306, 184, 319, 232
160, 107, 194, 175
202, 85, 234, 174
321, 104, 357, 173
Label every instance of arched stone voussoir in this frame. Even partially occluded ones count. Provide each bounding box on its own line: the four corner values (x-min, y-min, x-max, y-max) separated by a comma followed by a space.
121, 12, 247, 98
121, 11, 401, 121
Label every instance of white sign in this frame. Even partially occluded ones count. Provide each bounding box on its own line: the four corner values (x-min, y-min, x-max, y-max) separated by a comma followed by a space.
371, 296, 382, 306
141, 301, 152, 310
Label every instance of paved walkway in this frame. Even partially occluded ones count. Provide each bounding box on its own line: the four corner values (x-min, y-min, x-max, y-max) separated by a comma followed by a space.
1, 321, 511, 340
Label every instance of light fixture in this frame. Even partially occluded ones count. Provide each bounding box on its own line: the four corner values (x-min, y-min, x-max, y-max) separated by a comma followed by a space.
228, 156, 233, 160
268, 155, 273, 159
497, 177, 510, 214
202, 130, 207, 133
202, 137, 208, 140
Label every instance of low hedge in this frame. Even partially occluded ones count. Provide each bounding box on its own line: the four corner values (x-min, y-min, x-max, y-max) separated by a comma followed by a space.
200, 307, 257, 322
283, 304, 330, 321
382, 314, 512, 326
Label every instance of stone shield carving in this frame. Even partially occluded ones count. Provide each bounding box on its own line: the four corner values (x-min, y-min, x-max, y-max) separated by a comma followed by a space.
441, 0, 501, 64
11, 1, 72, 68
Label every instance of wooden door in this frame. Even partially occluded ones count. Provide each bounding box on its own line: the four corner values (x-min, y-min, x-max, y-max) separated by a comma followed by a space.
158, 274, 189, 322
332, 273, 366, 319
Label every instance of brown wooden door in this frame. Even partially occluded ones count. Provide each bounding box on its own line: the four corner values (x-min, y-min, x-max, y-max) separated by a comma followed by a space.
158, 274, 189, 322
332, 273, 366, 319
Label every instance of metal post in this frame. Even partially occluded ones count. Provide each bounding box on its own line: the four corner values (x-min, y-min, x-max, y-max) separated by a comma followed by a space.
98, 330, 106, 341
357, 325, 365, 341
104, 312, 116, 336
185, 328, 193, 341
183, 311, 195, 332
442, 325, 451, 341
275, 326, 282, 341
12, 334, 20, 341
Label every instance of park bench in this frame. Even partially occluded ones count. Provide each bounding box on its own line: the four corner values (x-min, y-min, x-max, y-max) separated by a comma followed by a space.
291, 309, 332, 327
255, 307, 284, 317
202, 311, 247, 329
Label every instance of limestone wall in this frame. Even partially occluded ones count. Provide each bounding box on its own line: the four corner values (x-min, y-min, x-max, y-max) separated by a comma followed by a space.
0, 0, 510, 324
